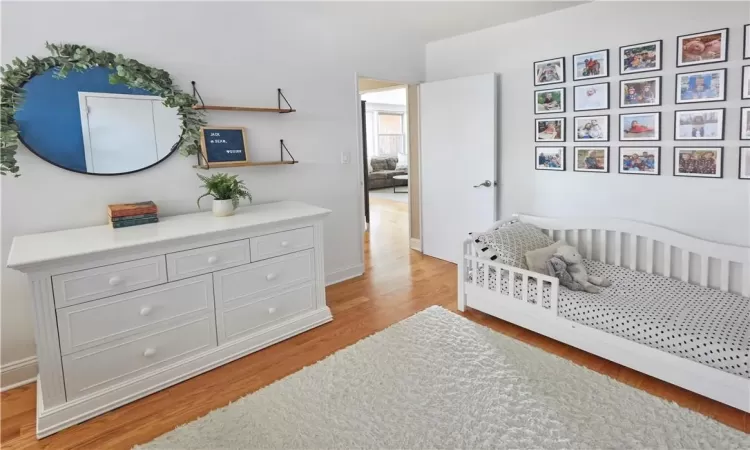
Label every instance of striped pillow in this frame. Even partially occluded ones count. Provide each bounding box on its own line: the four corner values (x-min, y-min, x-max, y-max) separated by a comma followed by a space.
469, 223, 554, 269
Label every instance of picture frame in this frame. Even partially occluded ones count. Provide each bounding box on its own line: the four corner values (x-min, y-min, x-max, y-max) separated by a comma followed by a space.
741, 107, 750, 140
198, 126, 250, 168
675, 68, 726, 104
744, 24, 750, 59
619, 112, 660, 141
619, 147, 661, 175
535, 87, 565, 114
676, 28, 729, 67
740, 147, 750, 179
673, 147, 723, 178
674, 108, 725, 141
620, 40, 662, 75
572, 49, 609, 81
620, 76, 661, 108
574, 82, 610, 112
742, 65, 750, 100
534, 57, 565, 86
535, 147, 566, 171
574, 146, 609, 173
535, 118, 565, 142
573, 115, 609, 142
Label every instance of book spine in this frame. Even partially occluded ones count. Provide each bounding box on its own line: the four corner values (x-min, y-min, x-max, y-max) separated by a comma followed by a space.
110, 213, 158, 223
109, 208, 158, 218
111, 217, 159, 229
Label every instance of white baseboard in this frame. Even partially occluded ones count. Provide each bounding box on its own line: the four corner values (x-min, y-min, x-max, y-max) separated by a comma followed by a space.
325, 264, 364, 286
409, 238, 422, 252
1, 356, 38, 392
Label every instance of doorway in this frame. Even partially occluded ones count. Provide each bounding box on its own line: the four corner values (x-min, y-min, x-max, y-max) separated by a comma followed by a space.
358, 77, 421, 263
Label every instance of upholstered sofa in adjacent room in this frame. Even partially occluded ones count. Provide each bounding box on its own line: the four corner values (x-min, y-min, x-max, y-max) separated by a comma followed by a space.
368, 156, 408, 190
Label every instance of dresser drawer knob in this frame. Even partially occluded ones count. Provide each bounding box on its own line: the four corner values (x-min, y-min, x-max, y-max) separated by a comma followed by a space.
108, 275, 123, 286
139, 306, 152, 316
280, 241, 289, 248
265, 273, 277, 281
143, 348, 157, 358
268, 307, 277, 314
207, 255, 219, 264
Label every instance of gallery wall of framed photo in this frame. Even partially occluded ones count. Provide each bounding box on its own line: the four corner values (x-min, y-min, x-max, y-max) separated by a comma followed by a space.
533, 23, 750, 181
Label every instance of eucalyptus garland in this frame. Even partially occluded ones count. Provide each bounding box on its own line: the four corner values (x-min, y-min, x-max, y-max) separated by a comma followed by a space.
0, 43, 205, 176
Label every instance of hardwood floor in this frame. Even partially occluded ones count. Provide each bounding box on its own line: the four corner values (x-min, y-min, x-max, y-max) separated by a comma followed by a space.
2, 197, 747, 448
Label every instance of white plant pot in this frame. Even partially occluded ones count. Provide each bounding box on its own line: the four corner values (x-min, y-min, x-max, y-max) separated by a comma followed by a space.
212, 199, 235, 217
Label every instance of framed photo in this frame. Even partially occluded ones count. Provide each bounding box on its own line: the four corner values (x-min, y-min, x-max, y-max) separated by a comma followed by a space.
673, 147, 723, 178
674, 108, 725, 141
574, 115, 609, 142
619, 147, 660, 175
741, 107, 750, 140
574, 147, 609, 173
620, 76, 661, 108
573, 49, 609, 81
535, 118, 565, 142
676, 28, 728, 67
620, 40, 662, 74
536, 147, 565, 171
740, 147, 750, 179
534, 57, 565, 86
574, 82, 609, 111
535, 88, 565, 114
742, 66, 750, 100
744, 24, 749, 59
619, 112, 660, 141
675, 68, 726, 104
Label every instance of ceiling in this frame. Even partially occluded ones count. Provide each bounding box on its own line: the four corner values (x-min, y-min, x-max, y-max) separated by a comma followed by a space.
301, 1, 586, 44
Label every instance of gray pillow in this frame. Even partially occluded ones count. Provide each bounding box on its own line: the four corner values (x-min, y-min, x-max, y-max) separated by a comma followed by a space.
370, 157, 388, 171
525, 240, 566, 274
385, 157, 398, 170
471, 223, 554, 269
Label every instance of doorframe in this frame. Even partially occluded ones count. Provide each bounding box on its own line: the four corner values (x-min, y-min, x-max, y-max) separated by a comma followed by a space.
353, 73, 423, 271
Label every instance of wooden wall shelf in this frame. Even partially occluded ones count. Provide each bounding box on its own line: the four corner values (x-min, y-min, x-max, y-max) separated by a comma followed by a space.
194, 161, 297, 170
192, 105, 296, 113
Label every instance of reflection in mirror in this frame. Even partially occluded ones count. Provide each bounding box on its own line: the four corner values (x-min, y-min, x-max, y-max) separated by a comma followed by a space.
15, 67, 181, 175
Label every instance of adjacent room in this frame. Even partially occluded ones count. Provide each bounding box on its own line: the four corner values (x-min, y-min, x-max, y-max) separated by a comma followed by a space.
1, 1, 748, 448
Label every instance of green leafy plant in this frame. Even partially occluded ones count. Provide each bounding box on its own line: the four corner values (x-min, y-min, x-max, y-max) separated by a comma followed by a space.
0, 43, 206, 176
196, 173, 252, 209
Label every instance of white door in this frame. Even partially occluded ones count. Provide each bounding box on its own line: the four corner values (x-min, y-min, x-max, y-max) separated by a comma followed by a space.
420, 73, 497, 264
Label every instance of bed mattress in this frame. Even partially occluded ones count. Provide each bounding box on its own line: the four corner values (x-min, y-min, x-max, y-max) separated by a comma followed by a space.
471, 260, 749, 379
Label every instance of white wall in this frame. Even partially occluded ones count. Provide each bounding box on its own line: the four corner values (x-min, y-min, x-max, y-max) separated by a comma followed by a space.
0, 2, 425, 378
427, 1, 750, 247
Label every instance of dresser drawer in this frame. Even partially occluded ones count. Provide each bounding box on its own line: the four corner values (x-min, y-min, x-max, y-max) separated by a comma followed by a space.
166, 240, 250, 281
52, 256, 167, 308
214, 250, 314, 305
250, 227, 313, 261
57, 275, 214, 355
62, 315, 216, 400
218, 283, 314, 344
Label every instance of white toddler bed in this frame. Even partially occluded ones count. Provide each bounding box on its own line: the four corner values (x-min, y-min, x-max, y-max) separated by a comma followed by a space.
459, 214, 750, 413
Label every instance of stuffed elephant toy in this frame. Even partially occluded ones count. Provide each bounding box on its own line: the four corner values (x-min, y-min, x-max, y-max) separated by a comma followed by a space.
549, 245, 611, 293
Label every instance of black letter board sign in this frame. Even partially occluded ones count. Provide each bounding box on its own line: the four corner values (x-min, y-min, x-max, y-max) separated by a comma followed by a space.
199, 127, 250, 167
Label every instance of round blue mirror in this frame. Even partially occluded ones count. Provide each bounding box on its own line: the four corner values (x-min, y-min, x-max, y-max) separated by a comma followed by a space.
15, 67, 181, 175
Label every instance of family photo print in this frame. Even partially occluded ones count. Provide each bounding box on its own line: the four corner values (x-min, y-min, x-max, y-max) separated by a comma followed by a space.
620, 112, 660, 141
534, 57, 565, 86
574, 82, 609, 111
535, 88, 565, 114
620, 40, 662, 74
536, 147, 565, 171
619, 147, 660, 175
620, 77, 661, 108
535, 118, 565, 142
574, 147, 609, 173
676, 28, 728, 67
573, 49, 609, 81
574, 115, 609, 142
674, 109, 725, 140
676, 69, 726, 104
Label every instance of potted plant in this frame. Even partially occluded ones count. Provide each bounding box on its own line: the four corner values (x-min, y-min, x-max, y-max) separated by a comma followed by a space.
196, 173, 252, 217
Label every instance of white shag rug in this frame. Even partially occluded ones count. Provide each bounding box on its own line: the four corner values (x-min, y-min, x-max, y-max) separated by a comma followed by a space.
138, 306, 750, 449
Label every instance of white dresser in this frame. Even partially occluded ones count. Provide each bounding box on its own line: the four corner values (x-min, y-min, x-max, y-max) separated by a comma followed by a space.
7, 201, 332, 438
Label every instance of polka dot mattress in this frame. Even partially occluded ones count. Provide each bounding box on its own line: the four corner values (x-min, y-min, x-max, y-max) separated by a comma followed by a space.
470, 259, 749, 379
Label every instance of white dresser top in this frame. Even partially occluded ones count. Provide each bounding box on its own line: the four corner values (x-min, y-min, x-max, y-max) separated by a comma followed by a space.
8, 201, 331, 270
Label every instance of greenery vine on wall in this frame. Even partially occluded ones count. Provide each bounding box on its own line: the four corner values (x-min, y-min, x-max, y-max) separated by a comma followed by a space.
0, 43, 205, 176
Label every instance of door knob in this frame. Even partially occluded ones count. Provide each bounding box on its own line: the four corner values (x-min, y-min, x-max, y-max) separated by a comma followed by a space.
207, 255, 218, 264
108, 275, 123, 286
473, 180, 494, 188
143, 348, 157, 358
280, 241, 289, 248
139, 306, 152, 316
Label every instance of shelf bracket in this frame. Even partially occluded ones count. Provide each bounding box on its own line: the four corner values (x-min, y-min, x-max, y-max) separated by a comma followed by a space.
191, 81, 206, 108
280, 139, 297, 163
277, 89, 294, 113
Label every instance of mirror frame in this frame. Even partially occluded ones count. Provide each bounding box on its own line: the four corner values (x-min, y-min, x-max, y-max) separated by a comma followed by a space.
1, 43, 205, 177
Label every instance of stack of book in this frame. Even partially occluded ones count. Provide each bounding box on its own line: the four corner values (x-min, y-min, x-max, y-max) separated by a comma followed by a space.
108, 201, 159, 229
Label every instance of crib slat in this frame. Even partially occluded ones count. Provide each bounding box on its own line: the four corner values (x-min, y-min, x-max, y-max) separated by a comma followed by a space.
550, 282, 559, 312
664, 245, 672, 278
585, 229, 593, 259
615, 232, 622, 266
547, 228, 553, 238
599, 230, 606, 262
681, 251, 690, 283
537, 277, 543, 306
700, 255, 709, 287
522, 274, 529, 303
743, 265, 750, 297
629, 234, 637, 271
646, 239, 654, 274
719, 259, 729, 292
507, 268, 515, 298
482, 263, 489, 289
572, 230, 579, 251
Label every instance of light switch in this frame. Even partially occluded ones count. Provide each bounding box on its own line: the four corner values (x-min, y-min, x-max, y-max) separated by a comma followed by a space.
340, 152, 351, 164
